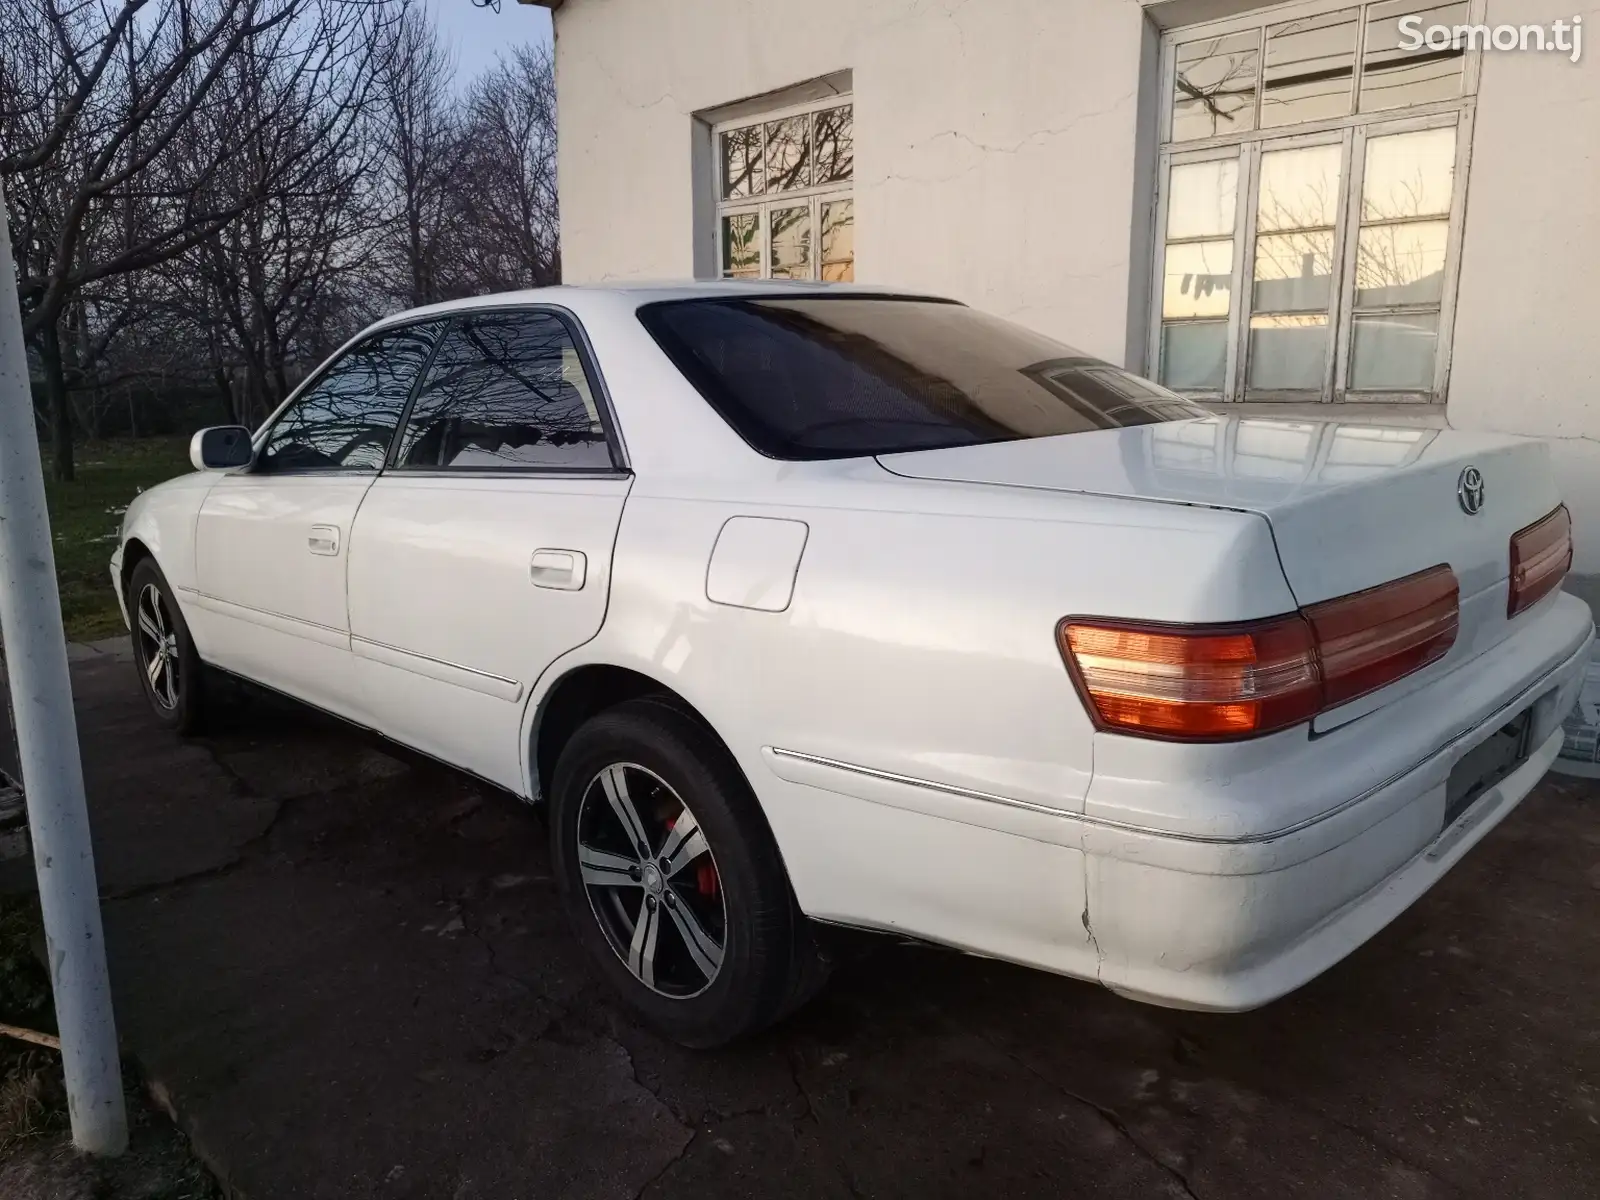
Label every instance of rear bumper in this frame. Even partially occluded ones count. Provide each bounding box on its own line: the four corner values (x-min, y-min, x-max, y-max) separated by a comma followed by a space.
764, 593, 1594, 1010
1094, 722, 1572, 1010
1084, 593, 1593, 1011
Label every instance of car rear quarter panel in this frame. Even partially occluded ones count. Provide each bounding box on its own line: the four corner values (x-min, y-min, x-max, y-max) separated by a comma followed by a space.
531, 463, 1298, 921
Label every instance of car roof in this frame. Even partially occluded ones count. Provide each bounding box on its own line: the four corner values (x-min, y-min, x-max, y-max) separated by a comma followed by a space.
366, 280, 956, 331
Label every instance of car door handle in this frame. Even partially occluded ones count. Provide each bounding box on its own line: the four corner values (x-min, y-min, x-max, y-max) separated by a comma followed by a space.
308, 524, 341, 556
530, 549, 586, 591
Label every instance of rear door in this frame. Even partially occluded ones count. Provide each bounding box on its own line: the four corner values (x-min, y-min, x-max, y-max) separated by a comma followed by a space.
346, 308, 631, 792
190, 323, 442, 717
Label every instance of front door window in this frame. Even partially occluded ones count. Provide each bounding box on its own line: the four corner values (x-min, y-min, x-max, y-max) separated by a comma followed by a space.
256, 324, 442, 472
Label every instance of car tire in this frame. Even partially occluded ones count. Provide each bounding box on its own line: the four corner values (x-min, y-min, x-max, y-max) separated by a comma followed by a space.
549, 696, 827, 1048
127, 558, 207, 736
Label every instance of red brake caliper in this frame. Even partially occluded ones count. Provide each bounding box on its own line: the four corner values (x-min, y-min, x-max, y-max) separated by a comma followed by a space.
664, 815, 720, 898
696, 861, 720, 899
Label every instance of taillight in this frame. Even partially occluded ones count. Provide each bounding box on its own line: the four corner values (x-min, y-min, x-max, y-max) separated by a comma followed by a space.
1062, 619, 1318, 740
1302, 566, 1459, 707
1508, 504, 1571, 618
1060, 565, 1459, 742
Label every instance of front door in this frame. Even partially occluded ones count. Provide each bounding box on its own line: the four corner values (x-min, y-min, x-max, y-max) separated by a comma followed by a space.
347, 308, 631, 791
189, 323, 443, 717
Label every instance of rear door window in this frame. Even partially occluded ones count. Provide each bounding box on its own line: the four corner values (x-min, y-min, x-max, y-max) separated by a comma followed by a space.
638, 297, 1207, 461
396, 310, 614, 471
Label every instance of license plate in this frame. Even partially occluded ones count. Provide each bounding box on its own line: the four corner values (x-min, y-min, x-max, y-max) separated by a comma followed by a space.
1443, 710, 1532, 829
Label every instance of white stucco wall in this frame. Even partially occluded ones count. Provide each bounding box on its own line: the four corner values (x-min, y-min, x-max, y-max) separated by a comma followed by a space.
553, 0, 1154, 366
1446, 0, 1600, 577
552, 0, 1600, 578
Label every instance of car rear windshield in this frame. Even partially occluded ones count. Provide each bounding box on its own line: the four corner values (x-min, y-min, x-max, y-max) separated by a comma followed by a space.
636, 296, 1207, 461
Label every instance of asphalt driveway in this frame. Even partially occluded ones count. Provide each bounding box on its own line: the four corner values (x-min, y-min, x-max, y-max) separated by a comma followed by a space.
21, 641, 1600, 1198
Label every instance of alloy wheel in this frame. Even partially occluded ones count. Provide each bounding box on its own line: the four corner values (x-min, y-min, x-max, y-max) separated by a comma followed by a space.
135, 582, 181, 710
576, 762, 727, 998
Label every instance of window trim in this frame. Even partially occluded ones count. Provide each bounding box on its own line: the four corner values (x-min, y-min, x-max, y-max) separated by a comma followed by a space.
1150, 0, 1483, 404
383, 304, 629, 476
711, 94, 854, 282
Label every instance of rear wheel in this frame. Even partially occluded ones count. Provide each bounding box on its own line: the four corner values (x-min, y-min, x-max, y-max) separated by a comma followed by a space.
549, 697, 826, 1047
128, 558, 207, 735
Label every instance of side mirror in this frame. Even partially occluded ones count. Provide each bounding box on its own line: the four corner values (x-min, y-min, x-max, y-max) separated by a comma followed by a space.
190, 426, 254, 471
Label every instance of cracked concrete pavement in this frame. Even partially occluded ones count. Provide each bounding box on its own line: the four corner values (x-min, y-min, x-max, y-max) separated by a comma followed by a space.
8, 640, 1600, 1198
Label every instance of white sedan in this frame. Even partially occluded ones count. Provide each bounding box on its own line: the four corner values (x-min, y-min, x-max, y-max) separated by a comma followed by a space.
111, 283, 1594, 1047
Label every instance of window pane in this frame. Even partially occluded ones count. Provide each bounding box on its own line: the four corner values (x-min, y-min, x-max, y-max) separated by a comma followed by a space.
1350, 312, 1439, 390
1160, 321, 1228, 391
1162, 240, 1233, 319
1172, 32, 1259, 142
398, 313, 610, 470
765, 116, 810, 192
721, 212, 760, 278
814, 105, 853, 184
1248, 313, 1329, 390
1261, 10, 1358, 128
637, 298, 1207, 461
721, 125, 762, 199
1258, 143, 1342, 231
821, 199, 854, 282
770, 205, 812, 279
1362, 127, 1456, 221
259, 325, 439, 472
1167, 158, 1238, 239
1361, 0, 1468, 111
1253, 230, 1335, 312
1355, 220, 1448, 306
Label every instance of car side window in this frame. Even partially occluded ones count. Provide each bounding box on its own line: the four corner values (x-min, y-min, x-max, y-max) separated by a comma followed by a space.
395, 311, 613, 471
256, 323, 443, 473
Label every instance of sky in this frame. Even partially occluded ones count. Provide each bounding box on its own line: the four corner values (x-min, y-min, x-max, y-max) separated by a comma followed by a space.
425, 0, 553, 90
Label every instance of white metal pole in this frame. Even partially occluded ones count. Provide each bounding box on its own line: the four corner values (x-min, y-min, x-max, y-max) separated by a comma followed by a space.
0, 186, 127, 1153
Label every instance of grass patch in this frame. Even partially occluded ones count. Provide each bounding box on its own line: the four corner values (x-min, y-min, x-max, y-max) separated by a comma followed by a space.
43, 439, 193, 643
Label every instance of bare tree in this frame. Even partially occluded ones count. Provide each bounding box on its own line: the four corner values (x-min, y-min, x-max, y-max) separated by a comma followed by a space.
178, 12, 393, 425
452, 44, 560, 292
372, 6, 461, 308
369, 25, 560, 306
1, 0, 561, 472
0, 0, 396, 479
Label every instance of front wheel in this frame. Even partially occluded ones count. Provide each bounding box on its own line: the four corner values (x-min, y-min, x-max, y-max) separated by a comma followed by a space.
127, 558, 207, 735
549, 697, 826, 1047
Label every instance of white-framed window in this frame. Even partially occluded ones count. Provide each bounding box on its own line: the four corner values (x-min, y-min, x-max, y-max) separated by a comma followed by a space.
1150, 0, 1482, 403
713, 96, 854, 282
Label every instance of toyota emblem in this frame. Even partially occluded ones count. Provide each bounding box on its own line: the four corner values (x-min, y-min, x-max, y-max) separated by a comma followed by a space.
1457, 466, 1485, 515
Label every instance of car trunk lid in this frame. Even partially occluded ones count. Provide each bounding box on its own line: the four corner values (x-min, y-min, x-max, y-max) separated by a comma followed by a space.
878, 416, 1563, 729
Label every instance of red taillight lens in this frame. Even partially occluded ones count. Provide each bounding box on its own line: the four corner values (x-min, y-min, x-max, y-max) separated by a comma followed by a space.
1060, 565, 1459, 741
1509, 504, 1572, 618
1303, 565, 1459, 707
